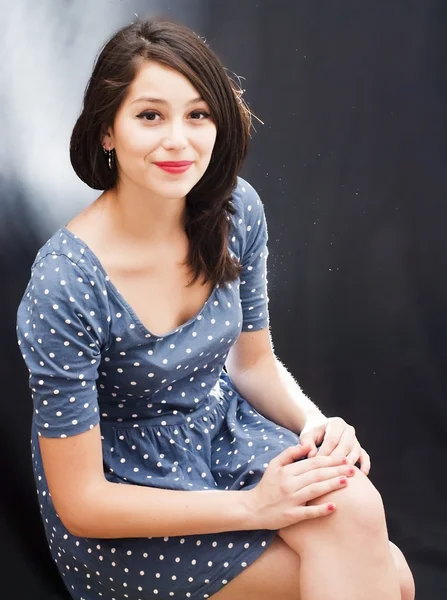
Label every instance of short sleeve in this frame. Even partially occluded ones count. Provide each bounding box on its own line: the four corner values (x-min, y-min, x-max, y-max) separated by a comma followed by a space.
237, 181, 270, 332
16, 253, 109, 438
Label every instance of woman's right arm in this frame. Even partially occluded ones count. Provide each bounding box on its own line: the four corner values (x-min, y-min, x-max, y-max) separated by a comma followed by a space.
40, 428, 354, 539
18, 251, 354, 540
40, 424, 252, 538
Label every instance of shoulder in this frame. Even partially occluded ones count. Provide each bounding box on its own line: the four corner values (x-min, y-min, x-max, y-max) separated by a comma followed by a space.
33, 228, 91, 267
230, 177, 268, 258
20, 229, 110, 327
30, 228, 105, 289
231, 176, 265, 222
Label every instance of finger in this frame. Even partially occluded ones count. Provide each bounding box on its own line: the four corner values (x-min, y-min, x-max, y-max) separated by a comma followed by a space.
299, 433, 318, 458
284, 453, 348, 477
359, 448, 371, 475
295, 473, 350, 505
300, 423, 325, 444
307, 440, 326, 458
330, 425, 357, 459
274, 443, 311, 467
292, 463, 355, 490
316, 422, 345, 456
291, 501, 338, 523
345, 441, 362, 466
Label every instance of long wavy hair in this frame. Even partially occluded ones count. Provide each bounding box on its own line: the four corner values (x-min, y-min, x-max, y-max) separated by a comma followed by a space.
70, 17, 253, 286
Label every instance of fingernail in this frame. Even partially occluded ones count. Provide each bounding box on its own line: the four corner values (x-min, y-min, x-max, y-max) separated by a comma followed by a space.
348, 467, 355, 475
327, 503, 336, 511
339, 477, 347, 485
341, 457, 348, 464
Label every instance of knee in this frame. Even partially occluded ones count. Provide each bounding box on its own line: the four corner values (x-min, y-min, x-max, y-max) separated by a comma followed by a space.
279, 470, 391, 556
390, 542, 415, 600
308, 468, 387, 537
399, 567, 416, 600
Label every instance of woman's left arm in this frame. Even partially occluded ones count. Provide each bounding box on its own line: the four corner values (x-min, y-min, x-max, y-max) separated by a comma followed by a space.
225, 328, 371, 475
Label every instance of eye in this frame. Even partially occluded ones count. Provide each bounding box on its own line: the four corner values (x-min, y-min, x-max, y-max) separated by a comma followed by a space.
137, 111, 160, 121
190, 110, 212, 120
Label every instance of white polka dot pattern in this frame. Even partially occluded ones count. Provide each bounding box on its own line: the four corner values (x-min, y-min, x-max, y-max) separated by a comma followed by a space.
17, 254, 109, 437
15, 177, 296, 600
237, 181, 270, 332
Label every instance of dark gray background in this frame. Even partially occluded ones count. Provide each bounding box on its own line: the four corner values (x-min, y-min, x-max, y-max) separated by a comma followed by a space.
1, 1, 446, 598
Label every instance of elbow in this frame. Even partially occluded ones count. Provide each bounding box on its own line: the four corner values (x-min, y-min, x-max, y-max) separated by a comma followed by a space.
57, 507, 97, 539
64, 520, 88, 539
53, 487, 105, 539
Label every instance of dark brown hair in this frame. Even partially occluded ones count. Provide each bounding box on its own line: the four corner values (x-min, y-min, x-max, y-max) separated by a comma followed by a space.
70, 17, 253, 286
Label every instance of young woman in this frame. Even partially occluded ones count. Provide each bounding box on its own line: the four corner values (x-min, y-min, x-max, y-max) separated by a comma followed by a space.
17, 17, 414, 600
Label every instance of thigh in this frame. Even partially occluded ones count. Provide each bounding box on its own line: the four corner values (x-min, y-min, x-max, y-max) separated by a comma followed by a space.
210, 537, 301, 600
279, 468, 385, 553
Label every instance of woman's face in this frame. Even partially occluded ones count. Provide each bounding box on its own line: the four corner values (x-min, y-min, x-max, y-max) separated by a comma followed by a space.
104, 61, 217, 200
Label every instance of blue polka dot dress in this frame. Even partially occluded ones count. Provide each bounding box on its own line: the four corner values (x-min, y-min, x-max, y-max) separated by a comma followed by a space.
16, 177, 299, 600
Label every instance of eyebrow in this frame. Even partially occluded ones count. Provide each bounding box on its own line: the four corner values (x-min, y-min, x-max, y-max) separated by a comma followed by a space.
131, 96, 204, 105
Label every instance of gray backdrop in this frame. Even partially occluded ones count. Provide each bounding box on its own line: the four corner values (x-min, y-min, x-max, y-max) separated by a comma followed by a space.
1, 1, 445, 598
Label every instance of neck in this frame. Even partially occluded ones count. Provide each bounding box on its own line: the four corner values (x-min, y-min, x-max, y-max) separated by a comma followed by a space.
103, 179, 187, 244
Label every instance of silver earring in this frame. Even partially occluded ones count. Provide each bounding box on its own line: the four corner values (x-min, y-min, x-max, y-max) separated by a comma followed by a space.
103, 146, 114, 170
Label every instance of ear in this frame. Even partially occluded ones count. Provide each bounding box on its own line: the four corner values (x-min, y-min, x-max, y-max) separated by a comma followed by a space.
100, 125, 114, 151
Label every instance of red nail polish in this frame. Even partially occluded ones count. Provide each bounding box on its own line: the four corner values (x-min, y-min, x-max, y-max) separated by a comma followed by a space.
327, 503, 336, 511
339, 477, 347, 485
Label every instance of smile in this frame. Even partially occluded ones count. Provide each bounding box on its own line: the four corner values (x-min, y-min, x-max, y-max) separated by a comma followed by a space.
153, 161, 193, 174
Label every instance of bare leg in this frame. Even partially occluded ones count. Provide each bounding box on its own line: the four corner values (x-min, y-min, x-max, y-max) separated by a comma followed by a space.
279, 468, 401, 600
389, 541, 415, 600
211, 534, 413, 600
210, 536, 301, 600
212, 466, 414, 600
210, 536, 413, 600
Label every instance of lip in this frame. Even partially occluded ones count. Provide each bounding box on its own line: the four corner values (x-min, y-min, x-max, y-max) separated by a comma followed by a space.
153, 160, 193, 174
154, 161, 193, 167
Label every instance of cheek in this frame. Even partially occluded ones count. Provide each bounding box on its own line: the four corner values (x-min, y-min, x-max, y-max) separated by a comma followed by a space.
197, 127, 217, 157
116, 122, 156, 155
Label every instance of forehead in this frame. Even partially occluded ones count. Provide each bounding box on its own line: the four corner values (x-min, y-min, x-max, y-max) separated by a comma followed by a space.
126, 61, 200, 102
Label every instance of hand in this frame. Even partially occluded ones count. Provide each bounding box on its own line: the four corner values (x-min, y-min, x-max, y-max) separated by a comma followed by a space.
245, 443, 356, 530
300, 417, 371, 475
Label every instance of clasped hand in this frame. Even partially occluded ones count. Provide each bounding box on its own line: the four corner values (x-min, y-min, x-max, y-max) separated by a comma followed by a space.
246, 417, 370, 530
300, 416, 370, 475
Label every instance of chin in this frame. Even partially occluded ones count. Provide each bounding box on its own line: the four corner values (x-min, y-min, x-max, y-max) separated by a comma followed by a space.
146, 181, 197, 199
149, 174, 205, 197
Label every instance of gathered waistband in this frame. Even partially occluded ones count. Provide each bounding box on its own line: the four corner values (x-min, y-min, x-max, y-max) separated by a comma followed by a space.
99, 390, 230, 430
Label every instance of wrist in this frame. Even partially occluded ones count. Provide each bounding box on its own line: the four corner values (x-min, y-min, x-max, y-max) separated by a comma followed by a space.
237, 488, 264, 531
302, 412, 328, 432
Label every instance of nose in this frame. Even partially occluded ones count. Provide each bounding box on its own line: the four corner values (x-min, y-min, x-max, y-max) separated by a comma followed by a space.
161, 119, 188, 151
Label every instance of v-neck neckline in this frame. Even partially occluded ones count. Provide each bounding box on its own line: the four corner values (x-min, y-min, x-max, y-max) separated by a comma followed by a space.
60, 226, 219, 340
